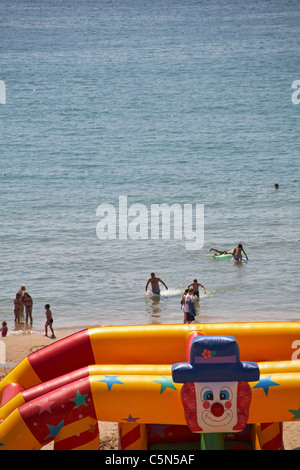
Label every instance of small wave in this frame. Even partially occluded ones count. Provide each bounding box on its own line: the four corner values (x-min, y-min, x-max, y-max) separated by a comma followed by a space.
144, 288, 214, 299
144, 288, 182, 298
8, 329, 41, 337
160, 288, 184, 297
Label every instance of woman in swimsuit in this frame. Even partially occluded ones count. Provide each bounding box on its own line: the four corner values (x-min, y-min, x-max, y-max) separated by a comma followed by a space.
23, 292, 33, 325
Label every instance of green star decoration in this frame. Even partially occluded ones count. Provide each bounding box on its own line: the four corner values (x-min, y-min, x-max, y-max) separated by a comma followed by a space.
70, 390, 88, 408
153, 376, 177, 394
288, 407, 300, 420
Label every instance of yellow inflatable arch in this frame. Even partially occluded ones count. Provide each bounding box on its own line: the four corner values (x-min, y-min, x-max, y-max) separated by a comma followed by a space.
1, 322, 300, 450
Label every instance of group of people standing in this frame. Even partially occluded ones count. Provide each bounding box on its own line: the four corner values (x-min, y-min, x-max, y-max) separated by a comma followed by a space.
14, 285, 33, 325
145, 273, 206, 324
145, 245, 248, 324
181, 280, 207, 324
11, 285, 55, 338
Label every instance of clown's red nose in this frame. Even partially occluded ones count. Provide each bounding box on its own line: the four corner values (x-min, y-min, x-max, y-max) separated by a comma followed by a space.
211, 402, 224, 417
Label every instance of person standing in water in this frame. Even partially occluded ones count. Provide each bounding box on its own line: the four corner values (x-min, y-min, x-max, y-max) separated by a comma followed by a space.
145, 273, 168, 295
188, 279, 207, 298
184, 288, 196, 324
14, 293, 22, 323
17, 285, 26, 318
23, 292, 33, 325
231, 244, 248, 261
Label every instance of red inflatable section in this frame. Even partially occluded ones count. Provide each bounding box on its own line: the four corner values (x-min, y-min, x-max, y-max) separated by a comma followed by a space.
28, 329, 95, 382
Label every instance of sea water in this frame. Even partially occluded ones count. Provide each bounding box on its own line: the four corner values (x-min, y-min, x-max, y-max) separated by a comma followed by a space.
0, 0, 299, 334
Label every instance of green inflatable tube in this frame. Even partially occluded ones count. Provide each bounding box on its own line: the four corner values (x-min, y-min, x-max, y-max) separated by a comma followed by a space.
210, 251, 246, 259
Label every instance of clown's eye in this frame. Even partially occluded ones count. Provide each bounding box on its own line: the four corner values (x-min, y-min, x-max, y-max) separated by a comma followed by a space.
203, 390, 214, 401
220, 387, 232, 400
220, 390, 229, 400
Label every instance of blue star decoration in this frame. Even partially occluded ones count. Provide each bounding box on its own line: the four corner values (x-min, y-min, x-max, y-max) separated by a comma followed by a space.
252, 375, 280, 396
288, 407, 300, 420
70, 390, 88, 408
98, 375, 125, 391
149, 424, 168, 438
45, 420, 64, 439
0, 443, 4, 447
122, 414, 140, 422
153, 376, 177, 394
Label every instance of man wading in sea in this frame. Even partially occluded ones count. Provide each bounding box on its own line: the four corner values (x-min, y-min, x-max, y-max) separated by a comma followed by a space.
145, 273, 168, 295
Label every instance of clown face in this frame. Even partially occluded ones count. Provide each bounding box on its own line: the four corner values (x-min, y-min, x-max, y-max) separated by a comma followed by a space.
194, 381, 238, 432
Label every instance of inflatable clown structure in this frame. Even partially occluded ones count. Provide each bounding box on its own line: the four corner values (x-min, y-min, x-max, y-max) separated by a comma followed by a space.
172, 335, 260, 434
2, 322, 300, 450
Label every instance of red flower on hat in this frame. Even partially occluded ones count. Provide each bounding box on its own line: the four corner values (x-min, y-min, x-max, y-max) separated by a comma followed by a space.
202, 349, 216, 359
202, 349, 211, 359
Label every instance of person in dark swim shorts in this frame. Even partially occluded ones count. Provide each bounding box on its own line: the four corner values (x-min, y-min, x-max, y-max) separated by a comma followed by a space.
188, 279, 206, 298
45, 304, 55, 339
210, 248, 228, 255
145, 273, 168, 295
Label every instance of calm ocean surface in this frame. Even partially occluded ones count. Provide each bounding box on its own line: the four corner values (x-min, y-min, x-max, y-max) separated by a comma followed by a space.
0, 0, 299, 334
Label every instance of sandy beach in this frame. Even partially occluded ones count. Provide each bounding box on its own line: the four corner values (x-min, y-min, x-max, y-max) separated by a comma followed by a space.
0, 330, 300, 451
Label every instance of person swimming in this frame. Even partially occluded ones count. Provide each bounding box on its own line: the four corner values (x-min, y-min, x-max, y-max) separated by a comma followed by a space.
210, 244, 248, 261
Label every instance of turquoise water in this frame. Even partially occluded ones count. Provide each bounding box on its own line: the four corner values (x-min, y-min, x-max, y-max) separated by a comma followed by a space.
0, 0, 299, 333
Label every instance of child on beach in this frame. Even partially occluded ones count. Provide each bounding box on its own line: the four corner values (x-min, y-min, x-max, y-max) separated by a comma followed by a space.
0, 321, 8, 337
44, 304, 55, 339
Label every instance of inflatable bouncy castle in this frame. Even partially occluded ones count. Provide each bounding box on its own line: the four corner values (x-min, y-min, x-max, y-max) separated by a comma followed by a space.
1, 322, 300, 450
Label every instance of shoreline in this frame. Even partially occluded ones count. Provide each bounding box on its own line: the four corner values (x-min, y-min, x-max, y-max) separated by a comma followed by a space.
0, 328, 300, 450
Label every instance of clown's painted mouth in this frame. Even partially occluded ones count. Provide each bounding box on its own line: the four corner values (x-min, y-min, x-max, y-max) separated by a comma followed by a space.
201, 410, 234, 428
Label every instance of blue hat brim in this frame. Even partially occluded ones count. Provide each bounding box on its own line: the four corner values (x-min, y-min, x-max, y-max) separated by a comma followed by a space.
172, 361, 260, 383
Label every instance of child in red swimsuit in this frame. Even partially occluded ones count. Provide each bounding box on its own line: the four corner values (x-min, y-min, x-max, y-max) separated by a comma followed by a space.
1, 321, 8, 337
